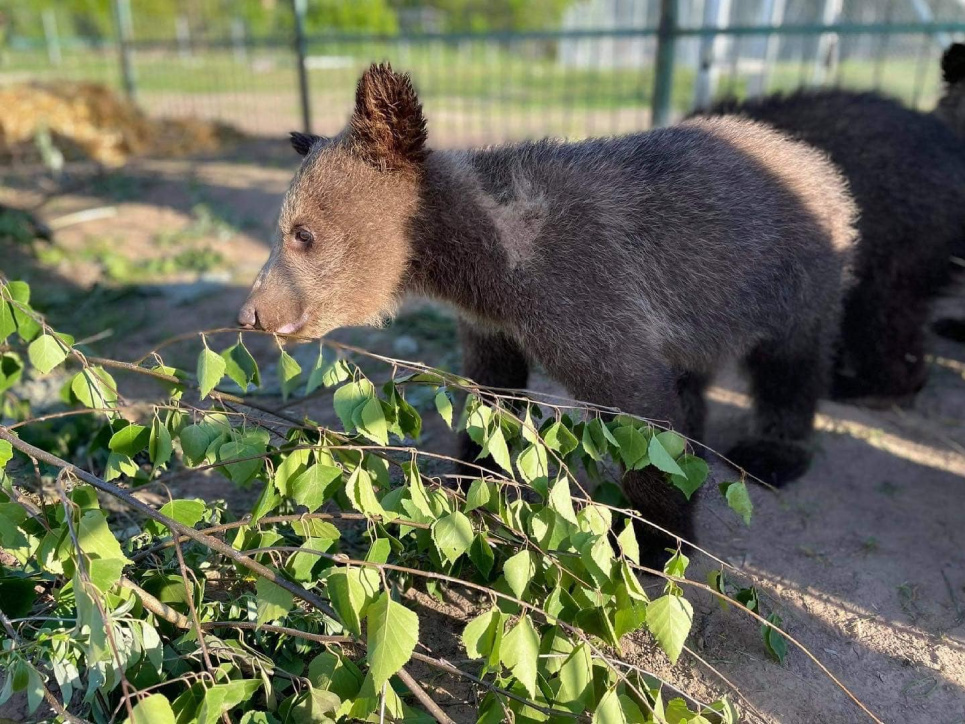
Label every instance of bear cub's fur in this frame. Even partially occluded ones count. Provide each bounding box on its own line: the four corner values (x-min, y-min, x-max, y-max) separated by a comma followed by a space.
696, 43, 965, 403
239, 64, 858, 558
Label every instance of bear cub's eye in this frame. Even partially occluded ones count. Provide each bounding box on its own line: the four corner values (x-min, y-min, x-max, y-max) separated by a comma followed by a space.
292, 228, 314, 247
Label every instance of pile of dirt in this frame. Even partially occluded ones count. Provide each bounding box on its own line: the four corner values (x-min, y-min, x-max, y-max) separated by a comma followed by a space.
0, 81, 242, 166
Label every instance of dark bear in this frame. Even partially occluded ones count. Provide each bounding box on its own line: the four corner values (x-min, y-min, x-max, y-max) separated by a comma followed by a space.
936, 42, 965, 141
695, 44, 965, 403
238, 64, 857, 560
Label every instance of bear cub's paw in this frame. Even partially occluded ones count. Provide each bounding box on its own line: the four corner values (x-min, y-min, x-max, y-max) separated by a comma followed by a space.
725, 439, 812, 487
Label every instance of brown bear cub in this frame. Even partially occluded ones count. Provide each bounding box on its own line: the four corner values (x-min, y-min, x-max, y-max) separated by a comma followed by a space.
239, 64, 857, 558
696, 42, 965, 403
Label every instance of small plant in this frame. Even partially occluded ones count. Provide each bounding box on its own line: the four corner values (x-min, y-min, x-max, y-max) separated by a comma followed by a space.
0, 278, 882, 723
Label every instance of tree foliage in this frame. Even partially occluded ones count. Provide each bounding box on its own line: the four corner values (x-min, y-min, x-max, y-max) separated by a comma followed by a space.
0, 277, 811, 722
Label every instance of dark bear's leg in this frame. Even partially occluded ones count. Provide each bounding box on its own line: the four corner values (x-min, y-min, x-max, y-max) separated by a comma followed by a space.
832, 288, 928, 403
570, 365, 695, 570
456, 320, 530, 482
727, 329, 828, 487
677, 371, 709, 444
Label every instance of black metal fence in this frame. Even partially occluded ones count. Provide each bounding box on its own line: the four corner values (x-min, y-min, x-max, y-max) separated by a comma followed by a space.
2, 1, 964, 147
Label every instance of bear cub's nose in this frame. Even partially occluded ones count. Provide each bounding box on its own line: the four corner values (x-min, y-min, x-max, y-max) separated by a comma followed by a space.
237, 303, 258, 329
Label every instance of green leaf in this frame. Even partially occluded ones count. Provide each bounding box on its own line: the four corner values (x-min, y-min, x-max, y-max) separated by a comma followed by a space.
434, 388, 453, 428
656, 430, 686, 459
581, 419, 605, 461
670, 455, 709, 501
558, 643, 593, 710
648, 433, 685, 476
333, 378, 374, 432
71, 366, 118, 410
403, 462, 435, 520
104, 451, 137, 481
328, 568, 379, 637
77, 510, 130, 565
290, 464, 343, 512
290, 686, 340, 723
0, 301, 14, 342
543, 421, 579, 455
27, 334, 68, 375
0, 352, 24, 394
366, 592, 419, 690
617, 521, 640, 564
579, 533, 615, 588
222, 341, 260, 392
719, 481, 753, 526
344, 466, 385, 517
278, 350, 302, 401
109, 424, 150, 457
482, 426, 512, 474
663, 550, 689, 579
197, 347, 226, 399
256, 577, 293, 625
469, 534, 495, 578
762, 613, 788, 663
646, 594, 694, 665
145, 499, 206, 537
356, 397, 388, 445
463, 478, 491, 513
124, 693, 176, 724
461, 607, 504, 664
503, 549, 536, 599
516, 442, 548, 486
431, 511, 474, 565
500, 615, 539, 698
217, 439, 265, 486
308, 651, 364, 700
592, 686, 627, 724
548, 476, 578, 524
611, 426, 648, 468
196, 680, 262, 724
149, 417, 173, 470
306, 353, 351, 394
0, 439, 12, 469
0, 577, 38, 619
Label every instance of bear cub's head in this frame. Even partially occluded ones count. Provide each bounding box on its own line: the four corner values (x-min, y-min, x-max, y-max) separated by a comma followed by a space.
238, 63, 428, 338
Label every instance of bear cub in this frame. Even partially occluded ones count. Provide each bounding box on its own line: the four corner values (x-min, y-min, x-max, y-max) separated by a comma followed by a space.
239, 64, 858, 559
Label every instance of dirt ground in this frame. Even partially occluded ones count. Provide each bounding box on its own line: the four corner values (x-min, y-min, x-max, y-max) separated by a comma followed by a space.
1, 139, 964, 724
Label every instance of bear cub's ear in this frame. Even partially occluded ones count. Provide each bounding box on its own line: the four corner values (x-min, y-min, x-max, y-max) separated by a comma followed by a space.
289, 131, 326, 157
942, 43, 965, 84
349, 63, 428, 170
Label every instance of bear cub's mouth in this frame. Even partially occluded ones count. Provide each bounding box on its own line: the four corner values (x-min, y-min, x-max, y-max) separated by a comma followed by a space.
277, 310, 310, 336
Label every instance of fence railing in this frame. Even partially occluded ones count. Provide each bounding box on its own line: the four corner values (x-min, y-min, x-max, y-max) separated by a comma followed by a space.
2, 1, 964, 147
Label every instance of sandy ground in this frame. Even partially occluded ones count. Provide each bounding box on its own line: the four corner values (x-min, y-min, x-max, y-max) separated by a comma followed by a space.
1, 140, 964, 723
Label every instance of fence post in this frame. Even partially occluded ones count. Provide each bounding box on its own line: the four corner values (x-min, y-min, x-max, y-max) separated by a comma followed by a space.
652, 0, 678, 127
112, 0, 137, 101
292, 0, 312, 135
811, 0, 843, 85
694, 0, 732, 110
232, 19, 248, 65
42, 9, 62, 67
176, 15, 192, 62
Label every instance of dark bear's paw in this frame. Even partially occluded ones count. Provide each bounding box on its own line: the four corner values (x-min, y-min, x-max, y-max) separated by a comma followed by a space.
725, 439, 811, 487
932, 317, 965, 344
631, 518, 694, 572
830, 372, 922, 408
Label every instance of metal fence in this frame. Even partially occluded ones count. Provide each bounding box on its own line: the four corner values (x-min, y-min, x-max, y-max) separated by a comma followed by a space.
2, 0, 965, 148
